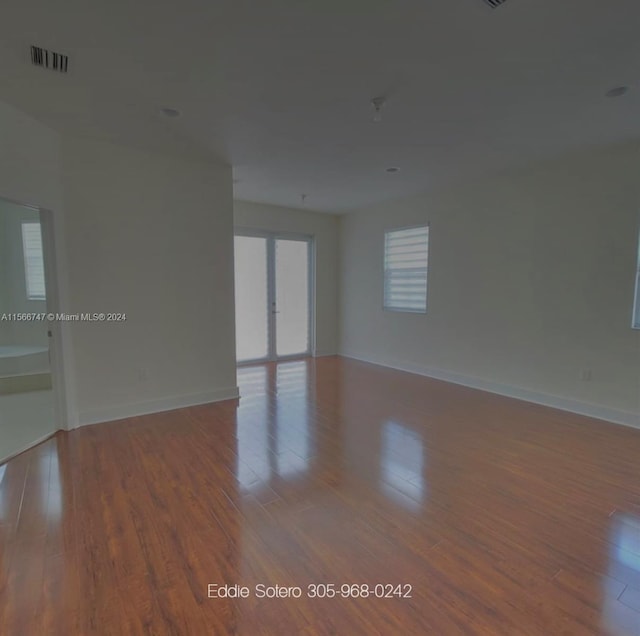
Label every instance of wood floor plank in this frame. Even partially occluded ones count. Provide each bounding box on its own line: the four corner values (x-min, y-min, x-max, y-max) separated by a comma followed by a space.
1, 355, 640, 634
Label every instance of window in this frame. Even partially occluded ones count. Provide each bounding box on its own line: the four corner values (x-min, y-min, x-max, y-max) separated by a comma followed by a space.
384, 225, 429, 313
21, 222, 46, 301
633, 228, 640, 329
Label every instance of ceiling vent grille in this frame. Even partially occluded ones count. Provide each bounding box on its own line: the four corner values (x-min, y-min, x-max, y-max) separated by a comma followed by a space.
482, 0, 508, 7
30, 46, 69, 73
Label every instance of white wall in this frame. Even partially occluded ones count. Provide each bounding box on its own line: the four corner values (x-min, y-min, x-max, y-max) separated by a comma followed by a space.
1, 98, 238, 459
234, 200, 339, 356
340, 142, 640, 427
0, 100, 62, 211
62, 137, 237, 424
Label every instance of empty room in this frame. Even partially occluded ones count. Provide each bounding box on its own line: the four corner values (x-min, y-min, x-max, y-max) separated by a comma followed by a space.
1, 0, 639, 634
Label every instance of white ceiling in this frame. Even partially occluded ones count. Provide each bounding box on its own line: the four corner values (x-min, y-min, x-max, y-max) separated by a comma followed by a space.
0, 0, 639, 213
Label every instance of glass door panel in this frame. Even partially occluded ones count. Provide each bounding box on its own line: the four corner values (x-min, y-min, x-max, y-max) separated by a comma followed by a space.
275, 239, 310, 357
234, 235, 269, 362
234, 232, 312, 363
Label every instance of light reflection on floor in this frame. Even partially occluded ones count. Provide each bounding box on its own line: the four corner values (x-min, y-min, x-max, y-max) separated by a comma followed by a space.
236, 361, 311, 490
603, 513, 640, 634
234, 358, 640, 635
381, 420, 425, 510
236, 360, 433, 513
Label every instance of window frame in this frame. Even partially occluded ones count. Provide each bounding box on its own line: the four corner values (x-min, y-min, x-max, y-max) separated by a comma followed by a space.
383, 223, 429, 314
21, 221, 46, 301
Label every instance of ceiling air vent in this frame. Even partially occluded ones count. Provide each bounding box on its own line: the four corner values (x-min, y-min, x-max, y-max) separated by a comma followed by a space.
483, 0, 508, 7
30, 46, 69, 73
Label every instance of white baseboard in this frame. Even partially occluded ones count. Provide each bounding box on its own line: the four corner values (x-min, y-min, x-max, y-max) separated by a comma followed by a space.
340, 351, 640, 430
77, 386, 240, 427
0, 430, 60, 466
313, 351, 338, 358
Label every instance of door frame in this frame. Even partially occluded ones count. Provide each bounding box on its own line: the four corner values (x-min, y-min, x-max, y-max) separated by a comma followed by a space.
234, 228, 315, 365
0, 194, 71, 434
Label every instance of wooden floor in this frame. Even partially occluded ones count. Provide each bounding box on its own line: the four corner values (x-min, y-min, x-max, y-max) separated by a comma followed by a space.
1, 356, 640, 635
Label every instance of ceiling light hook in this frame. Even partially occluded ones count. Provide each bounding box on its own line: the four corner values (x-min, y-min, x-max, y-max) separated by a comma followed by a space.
371, 96, 386, 123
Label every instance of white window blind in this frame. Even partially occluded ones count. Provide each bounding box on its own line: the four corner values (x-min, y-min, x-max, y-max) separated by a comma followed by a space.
21, 222, 46, 301
633, 229, 640, 329
384, 225, 429, 313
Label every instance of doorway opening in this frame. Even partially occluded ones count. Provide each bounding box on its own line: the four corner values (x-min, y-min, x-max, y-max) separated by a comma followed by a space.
0, 197, 63, 462
234, 231, 314, 364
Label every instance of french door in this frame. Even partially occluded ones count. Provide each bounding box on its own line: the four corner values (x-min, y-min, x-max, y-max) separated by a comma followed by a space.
234, 231, 313, 364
